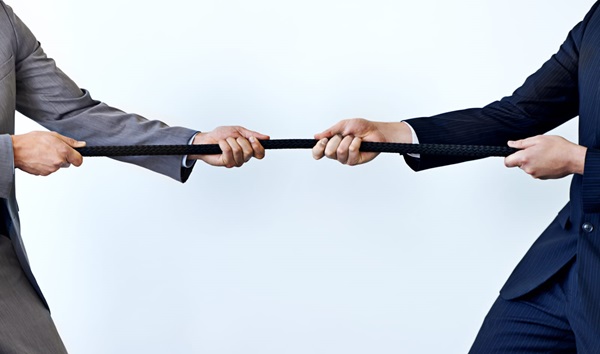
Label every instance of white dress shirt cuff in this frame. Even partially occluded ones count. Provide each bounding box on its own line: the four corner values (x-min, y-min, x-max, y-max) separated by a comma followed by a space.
402, 121, 420, 159
182, 133, 199, 168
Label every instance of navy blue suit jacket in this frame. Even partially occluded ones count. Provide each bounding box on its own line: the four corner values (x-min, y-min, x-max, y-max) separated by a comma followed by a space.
405, 1, 600, 310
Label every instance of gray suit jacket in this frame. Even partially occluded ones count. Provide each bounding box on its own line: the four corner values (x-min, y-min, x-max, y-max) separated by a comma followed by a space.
0, 2, 198, 308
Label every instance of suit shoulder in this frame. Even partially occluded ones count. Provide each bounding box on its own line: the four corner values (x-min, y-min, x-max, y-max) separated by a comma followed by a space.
0, 1, 18, 58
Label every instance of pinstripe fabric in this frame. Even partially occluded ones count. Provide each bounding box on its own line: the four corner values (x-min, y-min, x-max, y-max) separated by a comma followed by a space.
470, 259, 577, 353
404, 1, 600, 352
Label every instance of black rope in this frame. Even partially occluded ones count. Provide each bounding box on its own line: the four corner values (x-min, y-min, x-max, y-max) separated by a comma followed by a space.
75, 139, 517, 158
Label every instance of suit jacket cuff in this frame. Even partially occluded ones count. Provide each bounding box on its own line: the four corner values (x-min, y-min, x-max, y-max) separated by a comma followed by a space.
0, 134, 14, 199
582, 148, 600, 213
402, 117, 476, 171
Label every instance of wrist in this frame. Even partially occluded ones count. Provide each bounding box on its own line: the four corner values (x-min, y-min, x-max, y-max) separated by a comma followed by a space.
192, 132, 208, 145
378, 122, 413, 143
571, 144, 587, 175
10, 134, 18, 149
10, 135, 21, 166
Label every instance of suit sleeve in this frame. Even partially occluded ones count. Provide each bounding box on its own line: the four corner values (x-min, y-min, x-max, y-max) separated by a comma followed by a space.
0, 134, 13, 199
4, 3, 197, 182
403, 2, 600, 172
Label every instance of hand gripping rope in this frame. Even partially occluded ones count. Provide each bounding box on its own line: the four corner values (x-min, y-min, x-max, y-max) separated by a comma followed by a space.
74, 139, 517, 157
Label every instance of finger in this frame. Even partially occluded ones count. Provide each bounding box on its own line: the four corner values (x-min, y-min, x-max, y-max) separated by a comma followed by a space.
249, 136, 266, 160
218, 140, 234, 168
347, 137, 362, 166
336, 135, 354, 164
324, 134, 343, 159
504, 151, 526, 168
312, 138, 328, 160
226, 137, 244, 167
52, 132, 86, 148
236, 137, 254, 163
65, 148, 84, 167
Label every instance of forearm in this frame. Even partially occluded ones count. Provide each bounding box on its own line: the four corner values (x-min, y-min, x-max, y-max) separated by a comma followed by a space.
403, 10, 589, 171
8, 8, 196, 182
37, 96, 198, 182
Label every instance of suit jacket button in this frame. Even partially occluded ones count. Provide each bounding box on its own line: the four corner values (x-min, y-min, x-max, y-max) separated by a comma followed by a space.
582, 222, 594, 233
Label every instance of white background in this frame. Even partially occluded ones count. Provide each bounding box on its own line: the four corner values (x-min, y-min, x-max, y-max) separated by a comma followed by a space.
8, 0, 595, 353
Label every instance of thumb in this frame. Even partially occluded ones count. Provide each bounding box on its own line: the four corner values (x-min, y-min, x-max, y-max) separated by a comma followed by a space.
315, 121, 347, 140
314, 130, 333, 140
54, 133, 86, 148
238, 128, 270, 141
508, 137, 536, 150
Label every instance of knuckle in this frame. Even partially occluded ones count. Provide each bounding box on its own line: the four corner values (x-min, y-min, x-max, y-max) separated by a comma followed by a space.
230, 144, 241, 154
220, 144, 231, 153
